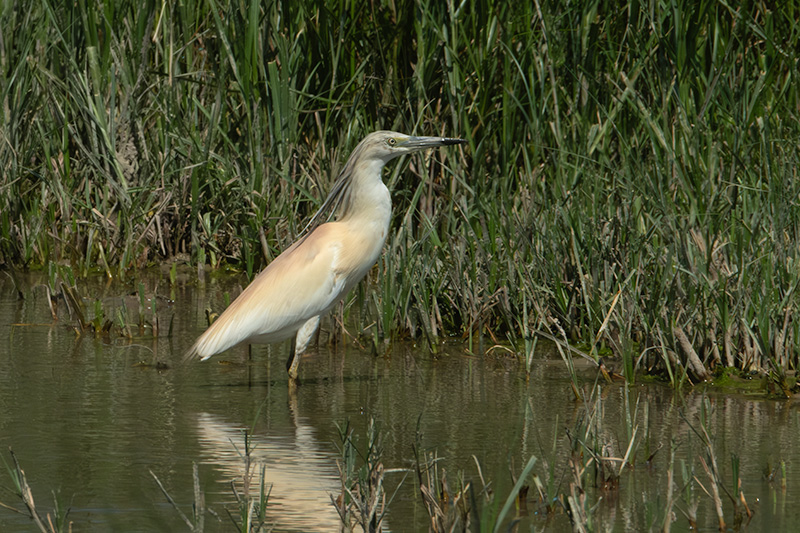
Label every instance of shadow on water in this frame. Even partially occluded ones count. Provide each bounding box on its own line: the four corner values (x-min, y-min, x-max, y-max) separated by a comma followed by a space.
1, 271, 799, 531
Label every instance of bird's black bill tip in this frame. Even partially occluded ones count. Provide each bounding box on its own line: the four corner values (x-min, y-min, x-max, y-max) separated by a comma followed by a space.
403, 135, 468, 149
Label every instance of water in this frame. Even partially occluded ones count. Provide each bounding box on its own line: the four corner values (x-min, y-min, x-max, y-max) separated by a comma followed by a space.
0, 271, 798, 531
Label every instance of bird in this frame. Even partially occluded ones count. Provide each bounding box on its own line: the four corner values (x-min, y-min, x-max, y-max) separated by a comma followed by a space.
185, 130, 466, 379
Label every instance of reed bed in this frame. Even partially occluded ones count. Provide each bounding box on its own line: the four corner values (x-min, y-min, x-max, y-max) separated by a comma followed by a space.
1, 1, 799, 382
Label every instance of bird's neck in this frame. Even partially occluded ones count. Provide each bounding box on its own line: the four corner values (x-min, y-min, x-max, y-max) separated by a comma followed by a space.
338, 160, 392, 231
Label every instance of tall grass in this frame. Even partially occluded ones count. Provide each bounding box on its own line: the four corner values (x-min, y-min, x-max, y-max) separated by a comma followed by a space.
1, 0, 799, 380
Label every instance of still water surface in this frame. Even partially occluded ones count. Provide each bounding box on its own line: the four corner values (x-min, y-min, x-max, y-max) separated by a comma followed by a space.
1, 272, 799, 531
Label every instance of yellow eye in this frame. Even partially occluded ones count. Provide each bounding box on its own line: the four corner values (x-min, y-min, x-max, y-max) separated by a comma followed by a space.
387, 138, 397, 147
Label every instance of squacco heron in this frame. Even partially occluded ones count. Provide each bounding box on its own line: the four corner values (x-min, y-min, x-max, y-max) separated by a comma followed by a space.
185, 131, 466, 379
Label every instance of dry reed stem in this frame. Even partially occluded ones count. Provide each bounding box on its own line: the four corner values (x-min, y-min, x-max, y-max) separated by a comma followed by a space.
673, 326, 710, 381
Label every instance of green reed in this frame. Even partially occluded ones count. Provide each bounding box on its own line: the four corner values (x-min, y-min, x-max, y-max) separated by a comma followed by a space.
333, 418, 399, 532
2, 1, 799, 380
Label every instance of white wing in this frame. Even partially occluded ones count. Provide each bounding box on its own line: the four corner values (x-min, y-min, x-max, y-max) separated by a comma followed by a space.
185, 224, 348, 360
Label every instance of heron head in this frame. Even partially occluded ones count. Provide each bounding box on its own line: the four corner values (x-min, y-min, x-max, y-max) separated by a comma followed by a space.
360, 130, 466, 162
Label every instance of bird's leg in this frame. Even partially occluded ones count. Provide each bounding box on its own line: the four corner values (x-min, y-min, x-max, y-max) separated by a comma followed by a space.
286, 341, 296, 375
286, 315, 321, 379
247, 344, 253, 389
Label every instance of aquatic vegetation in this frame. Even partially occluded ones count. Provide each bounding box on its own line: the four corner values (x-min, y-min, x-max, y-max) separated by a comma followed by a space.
150, 431, 272, 533
225, 432, 273, 533
1, 2, 799, 380
0, 312, 793, 531
682, 398, 754, 530
413, 421, 540, 531
4, 1, 798, 381
413, 439, 472, 531
485, 376, 765, 532
0, 449, 71, 533
332, 418, 404, 532
56, 268, 173, 341
150, 464, 207, 533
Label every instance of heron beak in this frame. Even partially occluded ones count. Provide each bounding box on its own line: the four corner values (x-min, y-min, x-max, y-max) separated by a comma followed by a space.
401, 136, 467, 150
